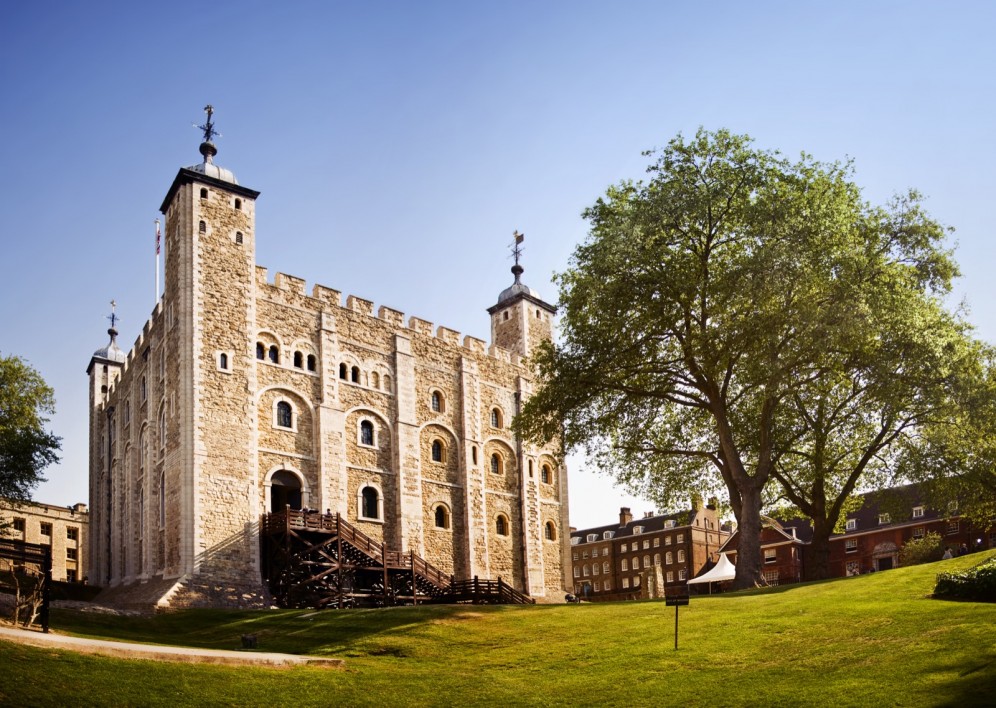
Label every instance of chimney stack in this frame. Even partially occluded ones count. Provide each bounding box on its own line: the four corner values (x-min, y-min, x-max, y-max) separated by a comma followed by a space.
619, 507, 633, 526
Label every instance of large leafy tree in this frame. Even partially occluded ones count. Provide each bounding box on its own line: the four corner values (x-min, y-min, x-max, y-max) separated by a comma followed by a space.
768, 296, 984, 579
0, 353, 61, 503
515, 129, 961, 588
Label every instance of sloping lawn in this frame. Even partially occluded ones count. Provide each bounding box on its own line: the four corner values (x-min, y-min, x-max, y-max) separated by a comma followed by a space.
1, 552, 993, 706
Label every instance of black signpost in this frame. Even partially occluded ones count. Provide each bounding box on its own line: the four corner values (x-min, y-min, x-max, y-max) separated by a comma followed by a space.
664, 589, 689, 650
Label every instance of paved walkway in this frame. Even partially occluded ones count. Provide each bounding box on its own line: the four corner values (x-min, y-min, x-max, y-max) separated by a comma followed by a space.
0, 625, 343, 668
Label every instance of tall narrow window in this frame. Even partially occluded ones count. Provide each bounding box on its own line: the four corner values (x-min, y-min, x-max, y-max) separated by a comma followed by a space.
159, 471, 166, 527
268, 345, 279, 364
361, 486, 380, 519
496, 515, 508, 536
307, 355, 316, 372
431, 439, 444, 462
431, 391, 442, 412
490, 408, 502, 428
339, 363, 348, 379
541, 464, 551, 484
360, 420, 374, 446
351, 366, 360, 383
545, 521, 556, 540
199, 220, 206, 233
256, 342, 265, 360
234, 198, 242, 210
219, 352, 229, 370
276, 401, 292, 428
199, 188, 208, 199
293, 351, 303, 368
235, 231, 243, 244
434, 505, 449, 529
490, 453, 502, 475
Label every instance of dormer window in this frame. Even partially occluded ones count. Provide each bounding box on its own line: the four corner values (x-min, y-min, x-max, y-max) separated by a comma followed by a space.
633, 525, 643, 535
878, 513, 891, 525
846, 519, 857, 531
603, 530, 614, 540
912, 506, 924, 518
586, 534, 597, 543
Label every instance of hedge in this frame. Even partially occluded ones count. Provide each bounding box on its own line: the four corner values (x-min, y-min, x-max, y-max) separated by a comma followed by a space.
933, 556, 996, 602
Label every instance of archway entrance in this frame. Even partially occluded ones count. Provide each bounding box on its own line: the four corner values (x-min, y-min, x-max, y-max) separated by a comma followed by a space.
270, 469, 302, 512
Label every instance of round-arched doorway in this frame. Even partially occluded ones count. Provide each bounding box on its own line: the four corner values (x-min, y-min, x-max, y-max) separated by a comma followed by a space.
270, 469, 302, 512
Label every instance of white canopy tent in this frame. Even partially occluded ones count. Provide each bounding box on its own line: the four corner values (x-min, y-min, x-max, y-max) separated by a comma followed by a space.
686, 552, 737, 586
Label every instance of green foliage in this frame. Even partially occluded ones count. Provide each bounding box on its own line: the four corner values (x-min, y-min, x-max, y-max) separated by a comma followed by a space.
934, 555, 996, 602
515, 128, 975, 585
0, 552, 991, 706
900, 532, 945, 566
0, 353, 61, 502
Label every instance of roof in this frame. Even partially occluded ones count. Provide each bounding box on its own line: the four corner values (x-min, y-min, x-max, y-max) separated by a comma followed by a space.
571, 509, 697, 542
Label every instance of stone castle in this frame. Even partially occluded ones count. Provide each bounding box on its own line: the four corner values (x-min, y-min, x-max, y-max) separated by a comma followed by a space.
87, 111, 570, 607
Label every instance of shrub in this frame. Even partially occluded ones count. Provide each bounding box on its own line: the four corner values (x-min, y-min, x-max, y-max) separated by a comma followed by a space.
900, 532, 944, 566
933, 556, 996, 602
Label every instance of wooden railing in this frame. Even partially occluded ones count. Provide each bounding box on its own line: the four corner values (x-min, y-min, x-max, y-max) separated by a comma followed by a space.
443, 576, 535, 605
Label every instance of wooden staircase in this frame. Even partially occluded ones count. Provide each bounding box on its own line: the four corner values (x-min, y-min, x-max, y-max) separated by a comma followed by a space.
261, 510, 531, 608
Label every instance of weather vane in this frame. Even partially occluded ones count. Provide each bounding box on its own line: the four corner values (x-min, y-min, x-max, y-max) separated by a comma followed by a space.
196, 104, 220, 143
510, 230, 525, 267
107, 300, 119, 331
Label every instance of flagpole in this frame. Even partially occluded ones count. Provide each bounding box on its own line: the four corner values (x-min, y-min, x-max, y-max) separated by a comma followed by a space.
155, 218, 161, 304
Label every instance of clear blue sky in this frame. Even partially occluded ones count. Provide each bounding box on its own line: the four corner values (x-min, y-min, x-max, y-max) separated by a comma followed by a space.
2, 1, 994, 529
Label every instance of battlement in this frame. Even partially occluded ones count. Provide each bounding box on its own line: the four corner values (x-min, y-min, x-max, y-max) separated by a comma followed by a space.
255, 267, 525, 366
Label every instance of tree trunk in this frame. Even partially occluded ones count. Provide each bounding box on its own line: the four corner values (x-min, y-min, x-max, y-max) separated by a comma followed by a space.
804, 517, 832, 581
732, 484, 765, 589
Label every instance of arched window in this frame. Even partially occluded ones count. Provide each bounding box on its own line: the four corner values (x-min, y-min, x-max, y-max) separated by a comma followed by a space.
339, 363, 348, 379
490, 453, 502, 475
268, 345, 279, 364
276, 401, 292, 428
431, 391, 442, 413
234, 198, 242, 210
307, 355, 317, 372
490, 408, 503, 428
495, 515, 509, 536
256, 342, 265, 360
140, 376, 147, 401
199, 220, 206, 233
541, 464, 552, 484
383, 374, 392, 392
351, 366, 360, 383
360, 420, 374, 446
293, 351, 303, 368
431, 439, 444, 463
360, 486, 380, 520
371, 371, 379, 388
434, 505, 449, 529
159, 407, 167, 451
544, 521, 556, 541
199, 188, 208, 199
219, 352, 229, 370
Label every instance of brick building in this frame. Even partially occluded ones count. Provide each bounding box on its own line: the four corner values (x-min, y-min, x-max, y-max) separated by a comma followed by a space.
87, 110, 569, 608
1, 500, 89, 583
720, 484, 995, 584
569, 499, 729, 600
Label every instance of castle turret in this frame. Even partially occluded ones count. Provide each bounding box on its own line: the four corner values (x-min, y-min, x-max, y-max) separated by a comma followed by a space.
487, 232, 557, 359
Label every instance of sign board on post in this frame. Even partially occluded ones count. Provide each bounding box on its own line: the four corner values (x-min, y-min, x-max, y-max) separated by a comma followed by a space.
664, 588, 690, 650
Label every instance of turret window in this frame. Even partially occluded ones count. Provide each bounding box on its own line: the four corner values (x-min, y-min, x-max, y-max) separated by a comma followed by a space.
234, 198, 242, 210
235, 231, 243, 244
200, 188, 208, 199
199, 220, 206, 233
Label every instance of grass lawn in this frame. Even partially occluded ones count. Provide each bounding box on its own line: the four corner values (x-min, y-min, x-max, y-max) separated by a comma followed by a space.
1, 552, 993, 707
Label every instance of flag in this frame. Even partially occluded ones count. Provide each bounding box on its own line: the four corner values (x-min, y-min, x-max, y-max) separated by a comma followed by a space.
155, 220, 161, 255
